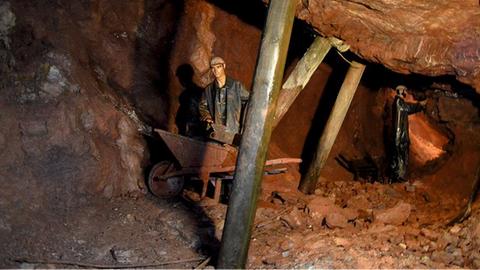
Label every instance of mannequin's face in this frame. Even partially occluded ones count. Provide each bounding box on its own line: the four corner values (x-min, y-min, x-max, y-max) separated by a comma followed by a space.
211, 63, 226, 79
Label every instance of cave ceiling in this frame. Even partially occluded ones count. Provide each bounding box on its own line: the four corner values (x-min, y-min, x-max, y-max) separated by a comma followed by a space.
268, 0, 480, 92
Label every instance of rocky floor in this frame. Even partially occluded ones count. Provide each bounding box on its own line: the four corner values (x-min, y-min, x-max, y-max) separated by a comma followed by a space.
198, 177, 480, 268
248, 184, 479, 268
1, 176, 479, 269
0, 194, 214, 268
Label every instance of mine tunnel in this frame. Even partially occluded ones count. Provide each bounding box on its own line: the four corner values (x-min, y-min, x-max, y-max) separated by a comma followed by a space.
1, 0, 480, 268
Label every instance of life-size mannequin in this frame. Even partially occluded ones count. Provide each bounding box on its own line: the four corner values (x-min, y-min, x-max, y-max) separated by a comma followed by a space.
389, 85, 426, 183
199, 56, 250, 138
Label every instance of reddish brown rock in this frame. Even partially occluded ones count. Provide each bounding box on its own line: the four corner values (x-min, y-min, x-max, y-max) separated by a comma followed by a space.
474, 221, 480, 241
326, 212, 348, 229
333, 237, 351, 248
438, 97, 479, 123
346, 195, 372, 210
357, 209, 374, 222
374, 202, 412, 225
284, 0, 480, 92
449, 224, 462, 234
403, 227, 421, 237
307, 196, 336, 219
186, 1, 216, 87
408, 113, 449, 165
436, 232, 460, 250
420, 228, 440, 241
308, 205, 330, 221
285, 232, 304, 249
356, 256, 375, 269
1, 0, 179, 205
279, 239, 294, 251
304, 236, 325, 250
405, 235, 421, 251
308, 196, 335, 207
431, 250, 456, 265
341, 207, 359, 221
280, 208, 304, 228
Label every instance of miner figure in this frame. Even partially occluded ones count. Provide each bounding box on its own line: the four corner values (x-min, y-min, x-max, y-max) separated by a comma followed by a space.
199, 56, 250, 142
389, 85, 426, 183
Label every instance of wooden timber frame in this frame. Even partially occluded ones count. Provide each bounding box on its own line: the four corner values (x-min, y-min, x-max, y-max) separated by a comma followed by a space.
216, 1, 365, 265
216, 0, 297, 268
272, 36, 332, 127
299, 61, 366, 193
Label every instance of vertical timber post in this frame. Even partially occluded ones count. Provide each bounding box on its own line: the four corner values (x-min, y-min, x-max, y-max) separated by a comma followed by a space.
299, 61, 366, 194
216, 0, 297, 268
273, 37, 332, 128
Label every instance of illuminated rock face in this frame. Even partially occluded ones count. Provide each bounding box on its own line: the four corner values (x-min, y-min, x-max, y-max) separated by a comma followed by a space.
286, 0, 480, 93
409, 114, 448, 165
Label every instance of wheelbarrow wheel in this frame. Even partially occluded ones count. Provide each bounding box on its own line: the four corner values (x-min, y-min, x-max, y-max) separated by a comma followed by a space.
148, 161, 184, 198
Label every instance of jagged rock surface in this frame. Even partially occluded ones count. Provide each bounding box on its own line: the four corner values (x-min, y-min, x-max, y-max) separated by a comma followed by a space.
0, 0, 181, 199
286, 0, 480, 92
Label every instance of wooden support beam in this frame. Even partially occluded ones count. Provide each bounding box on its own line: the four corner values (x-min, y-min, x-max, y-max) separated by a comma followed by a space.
216, 0, 297, 268
299, 61, 366, 194
273, 37, 332, 128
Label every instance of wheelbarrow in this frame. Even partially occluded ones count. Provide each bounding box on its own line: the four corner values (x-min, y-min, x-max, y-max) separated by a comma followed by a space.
148, 128, 301, 203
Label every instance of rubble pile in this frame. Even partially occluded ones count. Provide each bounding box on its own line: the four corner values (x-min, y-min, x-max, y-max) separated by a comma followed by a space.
201, 180, 479, 268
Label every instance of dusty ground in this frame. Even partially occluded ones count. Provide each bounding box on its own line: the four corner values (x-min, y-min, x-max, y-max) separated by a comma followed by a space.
0, 194, 214, 268
1, 169, 479, 269
243, 179, 480, 268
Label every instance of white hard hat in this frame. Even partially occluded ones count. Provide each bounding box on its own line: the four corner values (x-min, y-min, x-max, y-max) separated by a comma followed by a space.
210, 56, 225, 66
396, 85, 407, 91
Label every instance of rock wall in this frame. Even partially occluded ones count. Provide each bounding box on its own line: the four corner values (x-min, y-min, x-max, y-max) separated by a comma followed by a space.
421, 89, 480, 199
165, 0, 262, 131
0, 0, 182, 206
166, 0, 480, 202
1, 0, 478, 208
289, 0, 480, 93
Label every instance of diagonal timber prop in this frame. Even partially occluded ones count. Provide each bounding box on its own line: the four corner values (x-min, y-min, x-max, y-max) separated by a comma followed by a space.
273, 36, 332, 127
299, 61, 366, 194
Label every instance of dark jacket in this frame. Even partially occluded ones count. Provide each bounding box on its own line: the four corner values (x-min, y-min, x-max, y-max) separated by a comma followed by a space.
199, 77, 250, 134
392, 95, 423, 148
390, 95, 424, 181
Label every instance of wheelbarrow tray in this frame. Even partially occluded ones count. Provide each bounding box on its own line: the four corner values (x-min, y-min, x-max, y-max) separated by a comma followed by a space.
155, 129, 301, 176
155, 128, 237, 169
150, 129, 301, 201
